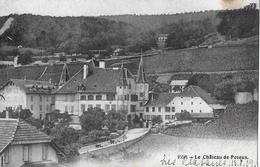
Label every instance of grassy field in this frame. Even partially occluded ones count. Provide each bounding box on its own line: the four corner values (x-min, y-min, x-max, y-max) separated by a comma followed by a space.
108, 45, 259, 75
163, 102, 258, 140
144, 45, 258, 74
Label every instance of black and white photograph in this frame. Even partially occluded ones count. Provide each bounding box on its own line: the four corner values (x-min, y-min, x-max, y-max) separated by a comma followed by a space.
0, 0, 259, 166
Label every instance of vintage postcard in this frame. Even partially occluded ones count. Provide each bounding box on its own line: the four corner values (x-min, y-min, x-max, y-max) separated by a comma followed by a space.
0, 0, 258, 167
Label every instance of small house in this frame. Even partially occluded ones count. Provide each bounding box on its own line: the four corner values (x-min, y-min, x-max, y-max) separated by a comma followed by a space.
0, 118, 63, 167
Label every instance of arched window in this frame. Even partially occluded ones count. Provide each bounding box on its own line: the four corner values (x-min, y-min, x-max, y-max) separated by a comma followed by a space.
96, 95, 102, 100
80, 95, 86, 100
88, 95, 94, 100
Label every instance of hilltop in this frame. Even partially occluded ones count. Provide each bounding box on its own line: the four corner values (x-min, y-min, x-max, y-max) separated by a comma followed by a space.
0, 14, 135, 54
0, 11, 220, 54
0, 4, 258, 56
101, 11, 220, 31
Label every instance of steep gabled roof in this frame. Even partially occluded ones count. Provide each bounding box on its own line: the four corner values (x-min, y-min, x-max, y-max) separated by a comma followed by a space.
12, 120, 51, 145
136, 55, 147, 83
0, 79, 55, 94
0, 61, 95, 87
180, 85, 217, 104
146, 93, 178, 106
55, 67, 131, 94
146, 85, 218, 107
118, 68, 128, 86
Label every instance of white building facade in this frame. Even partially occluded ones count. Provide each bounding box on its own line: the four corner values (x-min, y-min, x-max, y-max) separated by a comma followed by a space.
144, 86, 224, 123
0, 79, 55, 119
55, 57, 149, 119
170, 80, 188, 93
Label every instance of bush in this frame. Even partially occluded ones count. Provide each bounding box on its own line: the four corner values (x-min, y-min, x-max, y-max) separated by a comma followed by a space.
105, 110, 127, 131
50, 125, 79, 145
186, 74, 214, 93
19, 109, 33, 120
80, 107, 105, 132
151, 115, 163, 125
176, 111, 192, 120
18, 51, 33, 65
214, 79, 256, 102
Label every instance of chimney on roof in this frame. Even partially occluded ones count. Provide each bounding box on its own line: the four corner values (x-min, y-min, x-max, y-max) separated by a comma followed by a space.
149, 91, 154, 101
5, 110, 9, 119
83, 65, 89, 79
14, 56, 18, 67
99, 61, 105, 69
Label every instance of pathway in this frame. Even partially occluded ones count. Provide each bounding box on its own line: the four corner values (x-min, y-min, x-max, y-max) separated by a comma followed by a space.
79, 128, 149, 154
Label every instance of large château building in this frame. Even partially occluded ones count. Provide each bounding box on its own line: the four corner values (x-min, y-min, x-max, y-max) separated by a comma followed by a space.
55, 56, 149, 119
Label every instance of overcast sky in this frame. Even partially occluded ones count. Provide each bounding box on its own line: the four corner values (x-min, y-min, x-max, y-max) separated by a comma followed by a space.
0, 0, 258, 16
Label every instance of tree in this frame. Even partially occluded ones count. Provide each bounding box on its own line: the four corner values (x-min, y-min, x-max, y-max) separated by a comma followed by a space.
164, 19, 214, 49
176, 110, 192, 120
132, 114, 141, 127
42, 57, 49, 63
80, 107, 105, 132
50, 125, 79, 145
7, 49, 19, 57
59, 55, 66, 62
126, 31, 157, 52
186, 74, 214, 93
105, 110, 128, 131
18, 51, 33, 65
49, 125, 80, 159
214, 79, 256, 102
45, 109, 72, 129
19, 109, 32, 120
151, 115, 163, 125
148, 76, 171, 93
217, 3, 259, 38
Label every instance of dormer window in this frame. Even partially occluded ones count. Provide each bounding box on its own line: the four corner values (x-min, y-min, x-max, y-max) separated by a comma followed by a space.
80, 95, 86, 100
88, 95, 94, 100
96, 95, 102, 100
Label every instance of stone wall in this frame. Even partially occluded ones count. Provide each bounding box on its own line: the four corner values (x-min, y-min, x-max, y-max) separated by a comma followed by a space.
80, 129, 150, 159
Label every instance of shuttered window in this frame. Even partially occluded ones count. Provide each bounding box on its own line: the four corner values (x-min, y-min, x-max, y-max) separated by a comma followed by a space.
4, 148, 9, 164
23, 145, 31, 162
42, 144, 48, 160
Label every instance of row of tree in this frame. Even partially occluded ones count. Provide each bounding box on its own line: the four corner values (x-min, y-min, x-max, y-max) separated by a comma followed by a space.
185, 73, 256, 102
0, 4, 257, 57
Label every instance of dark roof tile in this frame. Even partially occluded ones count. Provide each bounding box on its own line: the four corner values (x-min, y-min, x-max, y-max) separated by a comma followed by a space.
0, 119, 51, 154
12, 120, 51, 144
146, 85, 217, 106
56, 67, 130, 94
0, 119, 18, 154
